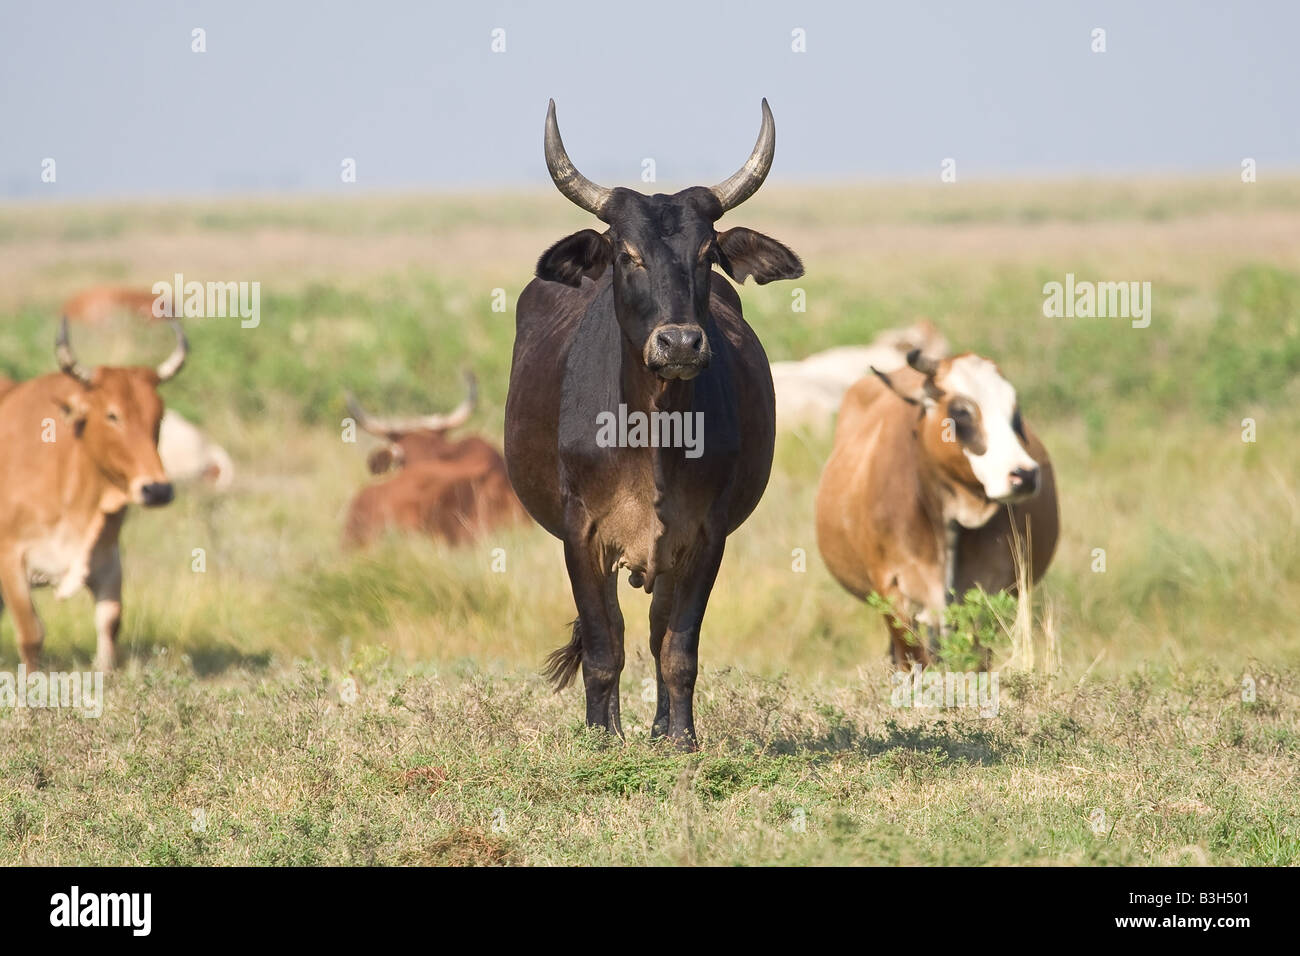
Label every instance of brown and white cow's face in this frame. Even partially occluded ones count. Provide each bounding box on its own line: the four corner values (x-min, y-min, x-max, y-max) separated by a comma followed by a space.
879, 351, 1040, 505
58, 366, 174, 507
930, 356, 1039, 502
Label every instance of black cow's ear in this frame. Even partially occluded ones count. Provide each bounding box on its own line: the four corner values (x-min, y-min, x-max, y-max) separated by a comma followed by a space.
536, 229, 612, 287
716, 227, 804, 285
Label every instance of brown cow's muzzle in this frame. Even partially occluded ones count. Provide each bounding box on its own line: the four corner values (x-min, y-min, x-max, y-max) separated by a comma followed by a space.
646, 324, 711, 381
138, 481, 175, 507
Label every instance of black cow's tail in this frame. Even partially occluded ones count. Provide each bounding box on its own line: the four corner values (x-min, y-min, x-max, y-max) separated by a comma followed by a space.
542, 618, 583, 691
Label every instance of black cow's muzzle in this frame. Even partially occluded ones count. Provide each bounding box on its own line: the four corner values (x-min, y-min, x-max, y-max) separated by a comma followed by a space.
646, 324, 711, 381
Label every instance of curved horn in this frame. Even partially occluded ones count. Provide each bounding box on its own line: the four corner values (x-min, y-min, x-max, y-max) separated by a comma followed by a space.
906, 348, 940, 378
545, 99, 613, 220
710, 98, 776, 213
55, 317, 94, 387
155, 320, 188, 382
346, 371, 478, 437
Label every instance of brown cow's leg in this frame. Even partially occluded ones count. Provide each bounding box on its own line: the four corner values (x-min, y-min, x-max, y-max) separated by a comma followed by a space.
647, 571, 675, 739
661, 537, 725, 749
0, 554, 44, 670
562, 533, 623, 736
88, 548, 123, 671
887, 619, 912, 667
887, 616, 934, 668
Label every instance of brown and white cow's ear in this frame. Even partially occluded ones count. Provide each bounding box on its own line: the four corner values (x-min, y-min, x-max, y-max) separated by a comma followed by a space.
870, 365, 942, 409
906, 349, 946, 404
536, 229, 612, 287
715, 227, 804, 285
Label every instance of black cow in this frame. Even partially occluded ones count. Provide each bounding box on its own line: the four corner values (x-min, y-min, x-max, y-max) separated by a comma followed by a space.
505, 99, 803, 747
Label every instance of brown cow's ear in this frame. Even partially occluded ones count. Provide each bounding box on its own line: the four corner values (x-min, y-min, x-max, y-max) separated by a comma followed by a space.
716, 227, 804, 285
536, 229, 612, 287
53, 394, 89, 435
366, 446, 396, 475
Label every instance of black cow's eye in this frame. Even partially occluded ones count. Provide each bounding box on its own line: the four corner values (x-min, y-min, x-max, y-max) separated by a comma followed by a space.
106, 411, 120, 424
1011, 407, 1025, 439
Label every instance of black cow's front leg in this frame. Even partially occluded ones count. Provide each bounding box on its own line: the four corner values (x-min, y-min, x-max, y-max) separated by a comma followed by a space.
647, 571, 675, 739
562, 534, 624, 737
660, 536, 725, 749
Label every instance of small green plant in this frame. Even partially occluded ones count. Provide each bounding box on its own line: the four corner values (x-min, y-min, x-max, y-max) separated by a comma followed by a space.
942, 589, 1016, 670
865, 589, 1015, 670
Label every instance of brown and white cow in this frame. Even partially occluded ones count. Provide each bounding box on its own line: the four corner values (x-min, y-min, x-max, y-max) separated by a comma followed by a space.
815, 349, 1058, 665
342, 374, 526, 548
0, 318, 187, 670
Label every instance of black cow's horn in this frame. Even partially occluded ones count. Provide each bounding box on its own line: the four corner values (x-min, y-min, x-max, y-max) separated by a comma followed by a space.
55, 317, 94, 387
710, 98, 776, 213
544, 99, 613, 220
156, 320, 188, 382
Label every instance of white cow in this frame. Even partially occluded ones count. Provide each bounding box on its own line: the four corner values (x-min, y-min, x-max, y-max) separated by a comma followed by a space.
772, 320, 949, 431
158, 411, 234, 490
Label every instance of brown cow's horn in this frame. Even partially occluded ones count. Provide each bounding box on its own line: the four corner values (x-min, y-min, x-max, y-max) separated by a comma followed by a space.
710, 99, 776, 213
156, 320, 188, 382
55, 316, 94, 387
545, 99, 613, 220
346, 371, 478, 436
344, 391, 374, 433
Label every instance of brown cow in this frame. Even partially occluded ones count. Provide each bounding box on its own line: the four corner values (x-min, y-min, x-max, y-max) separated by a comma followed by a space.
815, 349, 1058, 665
342, 374, 525, 548
0, 318, 187, 670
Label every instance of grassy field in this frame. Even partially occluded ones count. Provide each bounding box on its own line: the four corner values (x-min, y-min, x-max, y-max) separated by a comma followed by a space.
1, 179, 1298, 864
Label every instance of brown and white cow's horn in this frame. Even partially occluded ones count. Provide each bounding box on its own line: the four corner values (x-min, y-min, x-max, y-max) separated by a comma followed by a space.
155, 320, 188, 382
710, 99, 776, 213
346, 371, 479, 436
906, 348, 940, 378
545, 99, 613, 220
55, 316, 94, 387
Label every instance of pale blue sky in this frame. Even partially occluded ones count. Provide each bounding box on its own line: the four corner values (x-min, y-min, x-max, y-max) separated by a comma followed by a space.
2, 0, 1297, 198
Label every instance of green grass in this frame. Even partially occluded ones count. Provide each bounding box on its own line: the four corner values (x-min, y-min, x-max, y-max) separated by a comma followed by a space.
2, 657, 1295, 865
1, 179, 1298, 864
